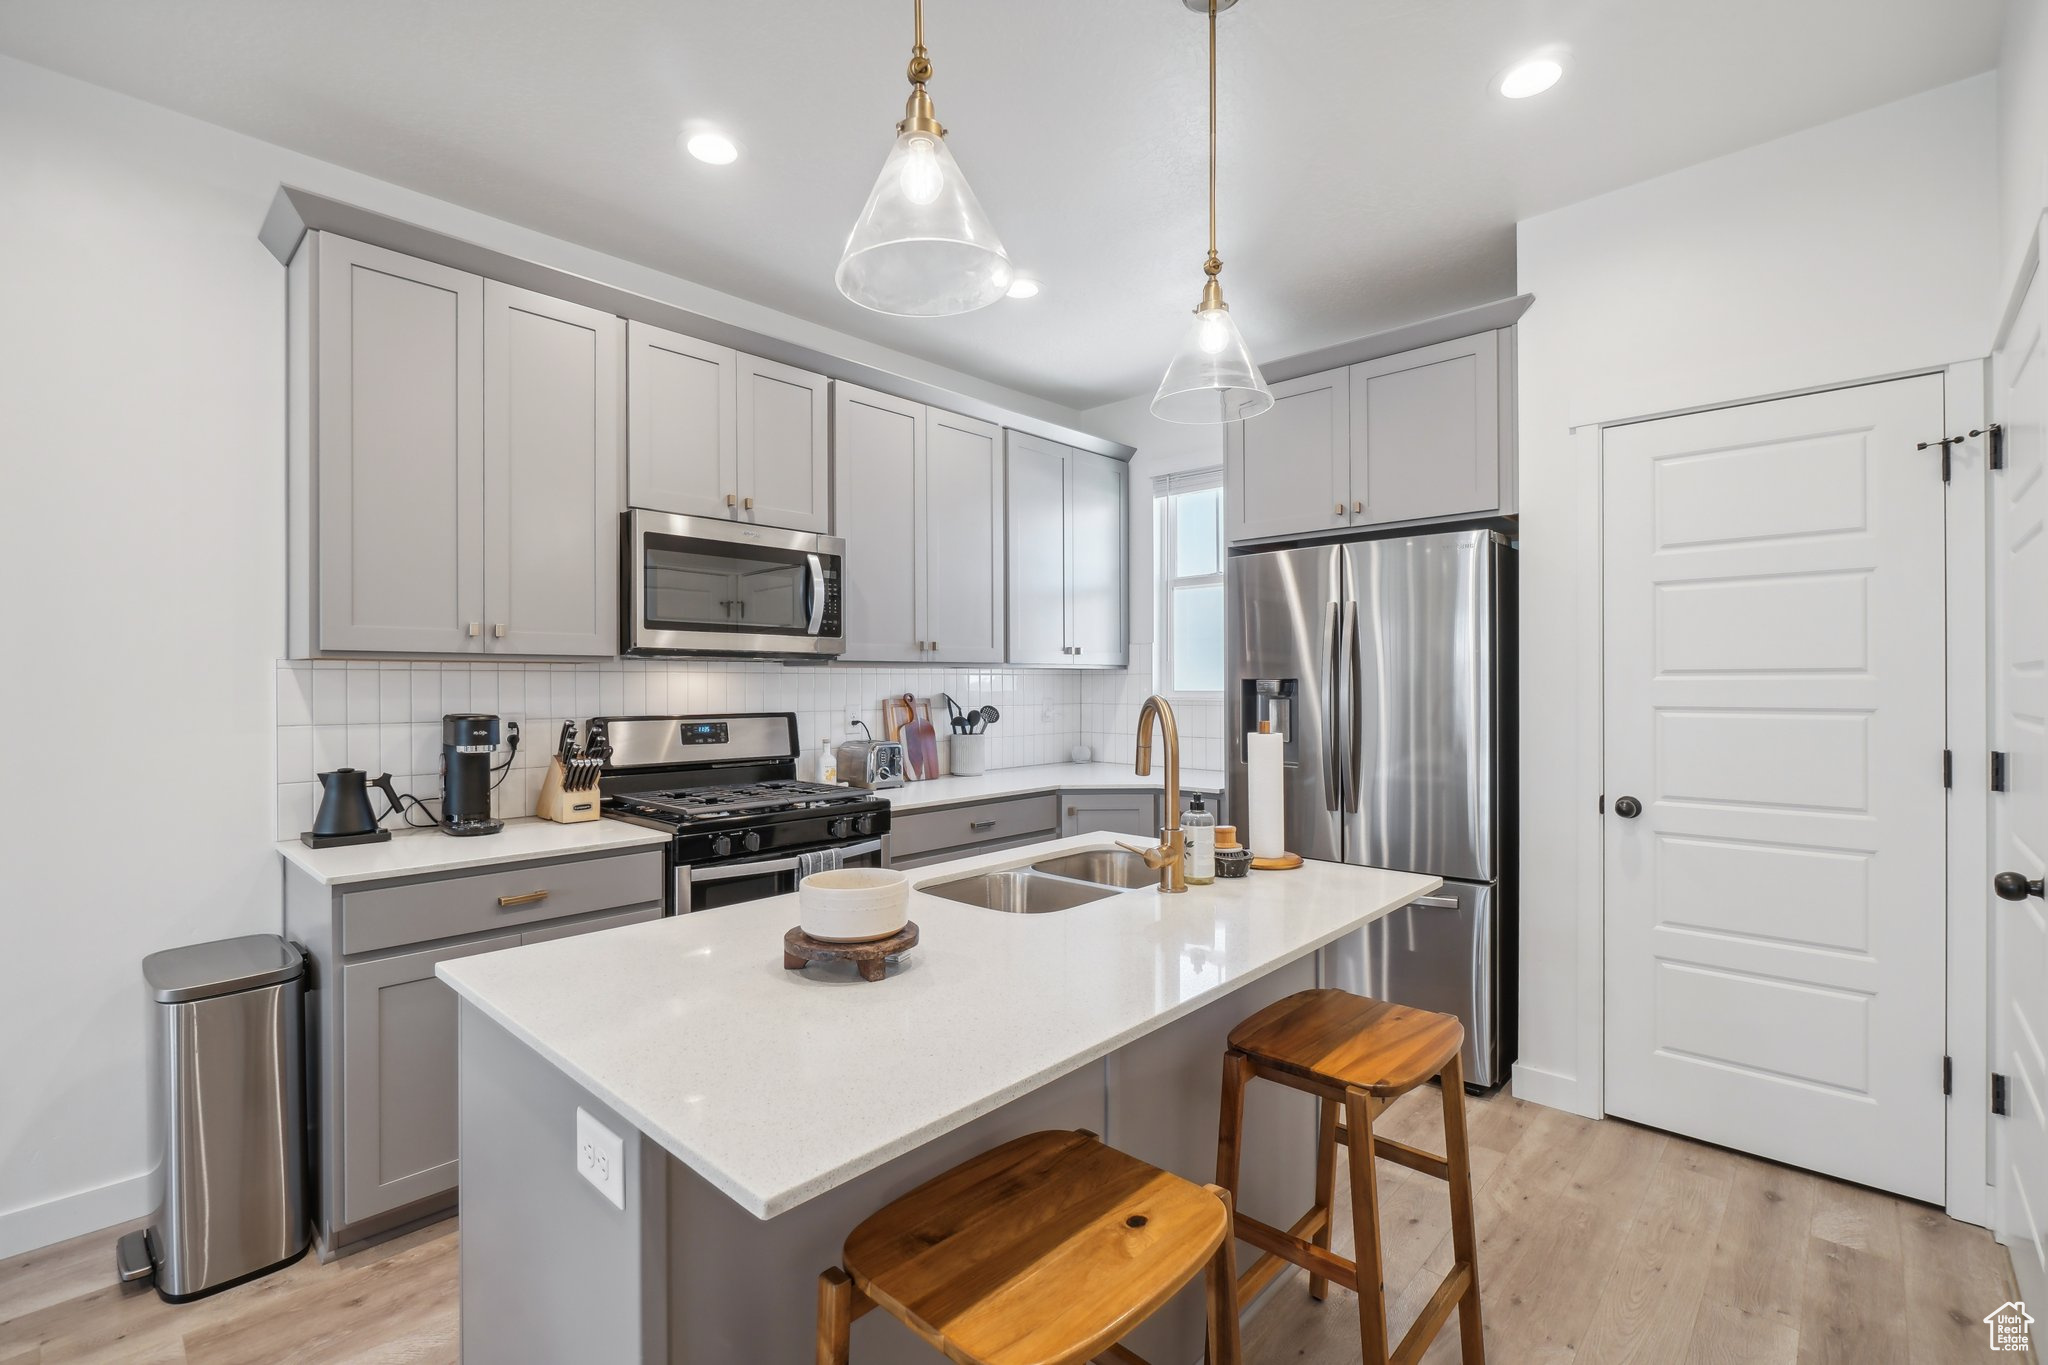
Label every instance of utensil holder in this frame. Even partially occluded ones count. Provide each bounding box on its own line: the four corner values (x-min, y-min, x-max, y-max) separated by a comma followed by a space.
950, 733, 987, 777
535, 757, 602, 823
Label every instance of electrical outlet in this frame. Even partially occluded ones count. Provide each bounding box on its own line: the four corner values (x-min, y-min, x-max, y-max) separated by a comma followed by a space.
576, 1107, 625, 1210
847, 708, 865, 731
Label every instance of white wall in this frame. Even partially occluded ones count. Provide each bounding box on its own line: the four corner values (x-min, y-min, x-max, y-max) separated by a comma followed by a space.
1512, 75, 1998, 1115
2001, 0, 2048, 293
0, 54, 1108, 1258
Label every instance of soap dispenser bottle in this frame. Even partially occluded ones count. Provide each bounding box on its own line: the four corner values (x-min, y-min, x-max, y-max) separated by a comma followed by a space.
1184, 793, 1216, 885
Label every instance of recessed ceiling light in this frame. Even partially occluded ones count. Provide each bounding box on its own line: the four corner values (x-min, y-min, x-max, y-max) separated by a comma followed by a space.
1005, 278, 1041, 300
1498, 56, 1563, 99
685, 131, 739, 165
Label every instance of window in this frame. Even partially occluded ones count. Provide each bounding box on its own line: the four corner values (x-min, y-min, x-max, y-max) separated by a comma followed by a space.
1155, 470, 1225, 694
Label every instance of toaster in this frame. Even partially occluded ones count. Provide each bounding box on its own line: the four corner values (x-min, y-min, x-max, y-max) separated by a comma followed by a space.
835, 739, 906, 790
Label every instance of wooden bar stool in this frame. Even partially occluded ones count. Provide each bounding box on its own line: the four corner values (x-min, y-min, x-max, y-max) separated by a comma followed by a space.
817, 1129, 1241, 1365
1216, 989, 1485, 1365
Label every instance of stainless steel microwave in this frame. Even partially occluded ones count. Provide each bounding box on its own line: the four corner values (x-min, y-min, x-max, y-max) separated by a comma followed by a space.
622, 510, 845, 658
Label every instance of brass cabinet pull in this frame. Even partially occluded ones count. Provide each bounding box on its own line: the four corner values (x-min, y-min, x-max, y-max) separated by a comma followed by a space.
726, 492, 737, 507
969, 819, 997, 831
743, 496, 754, 510
1334, 502, 1345, 516
1353, 500, 1363, 514
497, 890, 550, 908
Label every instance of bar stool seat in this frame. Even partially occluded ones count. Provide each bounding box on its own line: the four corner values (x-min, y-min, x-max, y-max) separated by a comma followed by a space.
818, 1129, 1240, 1365
1219, 988, 1486, 1365
1228, 990, 1465, 1097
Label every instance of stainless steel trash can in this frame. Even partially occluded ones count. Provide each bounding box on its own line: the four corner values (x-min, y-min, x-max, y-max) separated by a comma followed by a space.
117, 935, 310, 1301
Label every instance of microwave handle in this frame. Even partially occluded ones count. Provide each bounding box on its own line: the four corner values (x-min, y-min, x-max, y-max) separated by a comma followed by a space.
806, 554, 827, 636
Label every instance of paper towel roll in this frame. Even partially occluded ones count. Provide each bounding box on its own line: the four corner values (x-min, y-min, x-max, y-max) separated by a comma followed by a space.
1246, 729, 1286, 859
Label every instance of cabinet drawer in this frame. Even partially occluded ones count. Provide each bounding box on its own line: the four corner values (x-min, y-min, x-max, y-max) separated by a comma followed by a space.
890, 794, 1059, 861
519, 904, 663, 946
341, 850, 664, 955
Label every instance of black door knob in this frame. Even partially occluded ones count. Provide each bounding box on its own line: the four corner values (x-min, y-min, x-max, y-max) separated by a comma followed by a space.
1995, 871, 2045, 901
1613, 795, 1642, 819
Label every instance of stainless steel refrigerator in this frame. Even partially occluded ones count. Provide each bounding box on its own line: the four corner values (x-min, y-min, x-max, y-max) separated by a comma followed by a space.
1225, 527, 1514, 1087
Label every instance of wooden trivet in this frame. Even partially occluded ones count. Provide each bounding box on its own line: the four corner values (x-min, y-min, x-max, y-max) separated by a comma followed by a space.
1251, 852, 1304, 870
783, 921, 920, 982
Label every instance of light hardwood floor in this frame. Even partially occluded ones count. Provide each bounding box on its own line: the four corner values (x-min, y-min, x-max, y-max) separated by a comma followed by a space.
0, 1089, 2019, 1363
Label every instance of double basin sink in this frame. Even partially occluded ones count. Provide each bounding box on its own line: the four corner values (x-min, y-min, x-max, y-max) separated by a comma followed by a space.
918, 849, 1157, 914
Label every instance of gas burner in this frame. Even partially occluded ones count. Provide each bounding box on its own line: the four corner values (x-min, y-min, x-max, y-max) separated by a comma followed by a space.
629, 779, 870, 822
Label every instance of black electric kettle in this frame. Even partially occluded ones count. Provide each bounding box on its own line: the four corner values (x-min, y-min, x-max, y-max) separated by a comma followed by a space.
304, 768, 402, 847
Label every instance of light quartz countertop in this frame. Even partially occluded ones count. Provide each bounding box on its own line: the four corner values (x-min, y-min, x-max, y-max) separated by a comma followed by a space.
277, 817, 670, 886
437, 833, 1438, 1219
879, 761, 1225, 813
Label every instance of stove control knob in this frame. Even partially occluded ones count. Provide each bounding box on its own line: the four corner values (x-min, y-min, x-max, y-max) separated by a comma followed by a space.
854, 812, 879, 837
709, 833, 734, 858
740, 830, 764, 854
827, 816, 853, 840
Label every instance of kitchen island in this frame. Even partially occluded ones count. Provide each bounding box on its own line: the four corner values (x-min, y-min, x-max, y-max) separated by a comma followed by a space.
438, 833, 1439, 1363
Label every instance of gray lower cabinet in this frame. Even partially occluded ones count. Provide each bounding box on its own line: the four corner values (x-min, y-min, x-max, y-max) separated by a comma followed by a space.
1061, 792, 1160, 839
286, 846, 664, 1255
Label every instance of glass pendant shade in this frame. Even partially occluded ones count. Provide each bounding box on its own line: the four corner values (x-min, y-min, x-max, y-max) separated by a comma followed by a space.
1152, 304, 1274, 423
836, 129, 1012, 316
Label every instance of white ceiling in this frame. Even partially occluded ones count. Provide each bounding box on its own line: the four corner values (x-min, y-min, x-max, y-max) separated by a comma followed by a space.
0, 0, 2003, 409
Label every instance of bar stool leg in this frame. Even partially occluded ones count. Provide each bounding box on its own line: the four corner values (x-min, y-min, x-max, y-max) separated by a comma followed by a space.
1203, 1185, 1244, 1365
1309, 1097, 1339, 1302
1439, 1054, 1487, 1363
1343, 1088, 1391, 1365
816, 1267, 858, 1365
1215, 1050, 1252, 1200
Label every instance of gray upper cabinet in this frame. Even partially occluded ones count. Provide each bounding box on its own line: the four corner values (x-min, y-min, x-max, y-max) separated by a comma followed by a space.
1225, 369, 1349, 545
736, 354, 830, 533
484, 282, 623, 657
1348, 331, 1500, 527
626, 324, 830, 534
624, 321, 736, 522
1226, 328, 1515, 546
291, 232, 623, 658
1004, 432, 1128, 668
833, 384, 1004, 664
308, 234, 486, 655
924, 410, 1005, 664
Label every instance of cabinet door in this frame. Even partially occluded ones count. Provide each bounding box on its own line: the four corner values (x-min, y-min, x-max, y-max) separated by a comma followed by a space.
1225, 368, 1350, 545
625, 320, 737, 520
339, 934, 515, 1224
1005, 432, 1070, 665
924, 409, 1006, 664
1348, 331, 1500, 526
736, 355, 830, 533
1067, 449, 1128, 666
315, 235, 485, 653
1061, 792, 1160, 839
483, 282, 624, 657
832, 383, 926, 661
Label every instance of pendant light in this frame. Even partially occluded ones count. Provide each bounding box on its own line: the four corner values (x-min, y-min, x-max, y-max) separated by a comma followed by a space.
1151, 0, 1273, 424
837, 0, 1012, 316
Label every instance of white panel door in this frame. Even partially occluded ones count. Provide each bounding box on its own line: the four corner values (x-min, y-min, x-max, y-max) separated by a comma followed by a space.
736, 354, 829, 533
1067, 449, 1128, 666
1005, 432, 1070, 665
923, 409, 1005, 664
625, 320, 737, 521
832, 383, 925, 662
1225, 368, 1349, 544
1993, 260, 2048, 1310
1603, 375, 1948, 1200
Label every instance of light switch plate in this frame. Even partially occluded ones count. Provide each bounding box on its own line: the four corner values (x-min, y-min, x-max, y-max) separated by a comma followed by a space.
576, 1107, 625, 1210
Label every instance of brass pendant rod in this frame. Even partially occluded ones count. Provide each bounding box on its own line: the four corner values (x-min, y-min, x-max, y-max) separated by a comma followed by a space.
1207, 0, 1218, 265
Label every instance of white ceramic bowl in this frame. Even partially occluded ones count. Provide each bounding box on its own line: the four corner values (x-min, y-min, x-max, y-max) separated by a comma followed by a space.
798, 868, 910, 943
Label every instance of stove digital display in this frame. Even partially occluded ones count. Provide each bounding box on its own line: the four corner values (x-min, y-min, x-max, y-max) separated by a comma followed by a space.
678, 722, 729, 745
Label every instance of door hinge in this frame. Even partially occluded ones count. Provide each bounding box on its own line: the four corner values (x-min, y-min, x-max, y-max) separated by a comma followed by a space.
1992, 750, 2009, 793
1993, 1072, 2010, 1116
1944, 750, 1953, 788
1973, 424, 2005, 470
1917, 435, 1962, 482
1943, 1055, 1953, 1096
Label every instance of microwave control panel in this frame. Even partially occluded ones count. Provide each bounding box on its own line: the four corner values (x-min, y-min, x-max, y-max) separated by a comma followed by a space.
820, 565, 842, 636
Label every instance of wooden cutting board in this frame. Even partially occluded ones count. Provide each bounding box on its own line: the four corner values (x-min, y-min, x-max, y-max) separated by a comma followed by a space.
900, 693, 940, 780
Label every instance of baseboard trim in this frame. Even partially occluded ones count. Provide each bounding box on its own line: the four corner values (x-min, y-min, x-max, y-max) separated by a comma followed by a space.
0, 1168, 155, 1261
1511, 1062, 1600, 1119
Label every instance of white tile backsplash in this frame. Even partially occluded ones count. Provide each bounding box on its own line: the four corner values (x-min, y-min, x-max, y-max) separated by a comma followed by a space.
1079, 662, 1226, 772
273, 657, 1104, 839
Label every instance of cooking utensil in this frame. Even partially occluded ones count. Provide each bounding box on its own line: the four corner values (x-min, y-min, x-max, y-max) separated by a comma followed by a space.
942, 693, 969, 734
973, 705, 1000, 734
901, 693, 940, 780
305, 768, 396, 846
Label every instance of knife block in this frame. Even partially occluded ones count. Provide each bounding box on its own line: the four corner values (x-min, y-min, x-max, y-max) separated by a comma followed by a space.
535, 757, 602, 823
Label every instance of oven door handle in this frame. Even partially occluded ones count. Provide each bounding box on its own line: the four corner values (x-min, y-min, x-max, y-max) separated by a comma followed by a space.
686, 837, 886, 884
806, 554, 827, 636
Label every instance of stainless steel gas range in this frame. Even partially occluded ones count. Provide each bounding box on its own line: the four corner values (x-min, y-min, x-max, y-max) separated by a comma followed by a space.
595, 712, 890, 913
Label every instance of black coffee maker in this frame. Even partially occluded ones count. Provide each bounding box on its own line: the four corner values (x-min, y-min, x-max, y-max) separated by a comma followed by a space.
439, 714, 515, 837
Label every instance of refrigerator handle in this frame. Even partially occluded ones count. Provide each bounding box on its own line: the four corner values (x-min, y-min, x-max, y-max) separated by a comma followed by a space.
1343, 599, 1362, 814
1322, 601, 1341, 813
